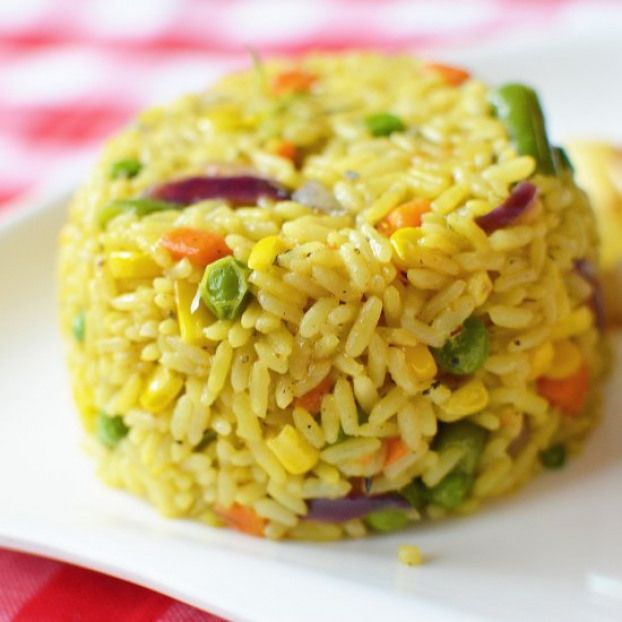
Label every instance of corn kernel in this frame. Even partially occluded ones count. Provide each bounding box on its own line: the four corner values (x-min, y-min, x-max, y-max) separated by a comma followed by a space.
174, 280, 211, 345
202, 104, 242, 131
108, 251, 160, 279
528, 341, 554, 379
406, 343, 437, 380
140, 365, 184, 413
390, 227, 424, 268
266, 424, 320, 475
551, 306, 593, 339
398, 545, 423, 566
247, 235, 287, 271
543, 339, 583, 379
442, 379, 489, 420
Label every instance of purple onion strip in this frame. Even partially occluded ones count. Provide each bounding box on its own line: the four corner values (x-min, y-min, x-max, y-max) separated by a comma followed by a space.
575, 258, 606, 331
148, 175, 290, 207
306, 493, 410, 522
475, 181, 538, 233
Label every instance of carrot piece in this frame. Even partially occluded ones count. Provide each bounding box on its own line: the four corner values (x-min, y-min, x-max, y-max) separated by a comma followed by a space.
214, 504, 266, 537
537, 365, 590, 416
384, 437, 410, 467
295, 375, 333, 413
378, 199, 430, 236
160, 227, 231, 267
274, 139, 298, 162
272, 68, 316, 95
426, 62, 470, 86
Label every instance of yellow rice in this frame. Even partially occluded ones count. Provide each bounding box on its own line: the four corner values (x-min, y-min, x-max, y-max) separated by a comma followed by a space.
58, 53, 605, 540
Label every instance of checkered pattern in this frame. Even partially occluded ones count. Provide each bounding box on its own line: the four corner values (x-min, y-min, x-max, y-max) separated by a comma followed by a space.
0, 0, 616, 619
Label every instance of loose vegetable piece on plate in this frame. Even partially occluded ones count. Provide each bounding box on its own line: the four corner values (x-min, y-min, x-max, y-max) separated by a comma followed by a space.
59, 52, 606, 541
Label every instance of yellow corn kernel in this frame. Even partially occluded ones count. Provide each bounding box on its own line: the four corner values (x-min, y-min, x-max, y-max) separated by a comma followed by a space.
406, 343, 437, 381
551, 306, 593, 339
108, 251, 160, 279
266, 424, 320, 475
202, 103, 242, 131
390, 227, 424, 268
543, 339, 583, 379
442, 379, 489, 420
529, 341, 554, 379
247, 235, 287, 271
174, 280, 211, 345
398, 545, 424, 566
140, 365, 184, 413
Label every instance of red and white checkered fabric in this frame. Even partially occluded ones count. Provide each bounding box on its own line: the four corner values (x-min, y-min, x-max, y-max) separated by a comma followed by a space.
0, 0, 618, 619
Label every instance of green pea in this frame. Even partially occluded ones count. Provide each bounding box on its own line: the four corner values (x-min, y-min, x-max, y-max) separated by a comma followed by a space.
432, 316, 490, 375
399, 479, 428, 510
539, 443, 566, 469
490, 83, 555, 176
110, 158, 142, 180
97, 198, 179, 228
427, 471, 474, 509
96, 412, 129, 449
366, 112, 405, 137
365, 508, 410, 532
72, 311, 86, 342
199, 256, 250, 320
434, 421, 488, 475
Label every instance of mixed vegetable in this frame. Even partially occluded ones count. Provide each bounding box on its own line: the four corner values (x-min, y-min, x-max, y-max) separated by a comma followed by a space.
432, 316, 490, 375
160, 227, 231, 267
110, 158, 142, 180
490, 83, 556, 175
98, 198, 178, 228
96, 411, 129, 448
475, 182, 537, 233
72, 310, 86, 342
199, 256, 251, 320
365, 112, 406, 137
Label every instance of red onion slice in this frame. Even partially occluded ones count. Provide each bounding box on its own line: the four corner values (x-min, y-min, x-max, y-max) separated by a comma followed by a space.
475, 182, 538, 233
306, 493, 410, 522
149, 175, 290, 206
575, 258, 606, 331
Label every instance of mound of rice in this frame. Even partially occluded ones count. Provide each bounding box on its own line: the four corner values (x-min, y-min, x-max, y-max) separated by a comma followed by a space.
58, 53, 606, 540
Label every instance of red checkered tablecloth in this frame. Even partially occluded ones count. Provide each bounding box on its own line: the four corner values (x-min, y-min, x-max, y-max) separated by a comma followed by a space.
1, 1, 619, 620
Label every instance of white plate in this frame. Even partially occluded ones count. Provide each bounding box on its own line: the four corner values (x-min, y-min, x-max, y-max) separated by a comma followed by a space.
2, 37, 622, 622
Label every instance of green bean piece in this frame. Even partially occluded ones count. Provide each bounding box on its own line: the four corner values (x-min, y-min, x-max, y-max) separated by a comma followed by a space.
96, 412, 129, 448
72, 310, 86, 342
432, 316, 490, 375
365, 508, 410, 532
199, 256, 251, 320
110, 158, 142, 180
427, 471, 474, 509
365, 112, 405, 137
98, 198, 179, 228
399, 479, 428, 510
490, 83, 555, 175
552, 146, 575, 174
434, 421, 488, 475
539, 443, 566, 469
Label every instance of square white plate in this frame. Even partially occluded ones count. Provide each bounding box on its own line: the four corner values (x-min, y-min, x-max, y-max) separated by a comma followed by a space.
1, 35, 622, 622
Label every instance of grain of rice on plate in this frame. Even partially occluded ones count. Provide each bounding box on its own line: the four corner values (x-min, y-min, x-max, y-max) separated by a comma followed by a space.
58, 53, 607, 540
